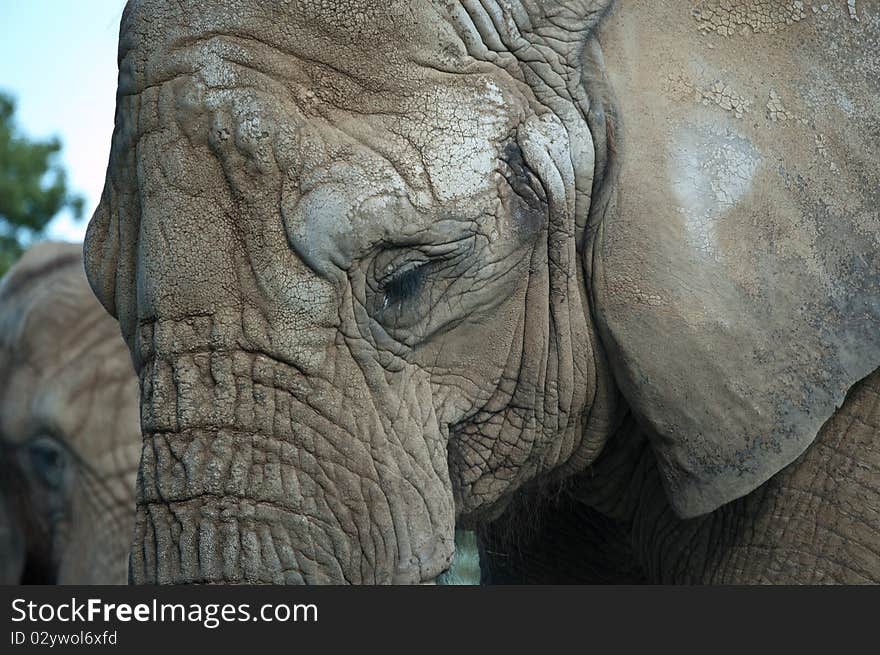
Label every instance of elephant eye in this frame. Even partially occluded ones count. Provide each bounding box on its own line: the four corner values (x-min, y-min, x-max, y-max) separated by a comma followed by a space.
27, 437, 69, 490
365, 238, 472, 339
380, 261, 428, 308
366, 251, 442, 334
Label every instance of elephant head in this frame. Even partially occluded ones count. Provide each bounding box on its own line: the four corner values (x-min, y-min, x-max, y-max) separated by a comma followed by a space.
0, 242, 141, 584
84, 0, 880, 583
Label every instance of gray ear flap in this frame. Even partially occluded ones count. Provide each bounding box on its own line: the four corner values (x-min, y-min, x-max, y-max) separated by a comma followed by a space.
83, 1, 147, 341
83, 155, 140, 346
83, 67, 143, 346
83, 192, 119, 319
591, 3, 880, 518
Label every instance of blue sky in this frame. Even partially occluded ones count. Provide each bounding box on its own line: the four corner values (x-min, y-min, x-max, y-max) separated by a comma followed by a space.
0, 0, 127, 242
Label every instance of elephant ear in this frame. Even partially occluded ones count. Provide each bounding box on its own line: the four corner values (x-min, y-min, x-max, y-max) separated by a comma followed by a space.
592, 3, 880, 517
83, 2, 139, 337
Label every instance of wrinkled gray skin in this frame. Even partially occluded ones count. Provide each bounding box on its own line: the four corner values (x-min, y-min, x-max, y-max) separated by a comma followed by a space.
85, 0, 880, 583
0, 243, 141, 584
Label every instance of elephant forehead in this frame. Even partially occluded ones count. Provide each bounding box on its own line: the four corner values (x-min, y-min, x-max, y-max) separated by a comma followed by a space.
0, 366, 35, 446
1, 311, 126, 441
282, 76, 520, 265
318, 76, 515, 200
120, 0, 472, 97
0, 243, 133, 449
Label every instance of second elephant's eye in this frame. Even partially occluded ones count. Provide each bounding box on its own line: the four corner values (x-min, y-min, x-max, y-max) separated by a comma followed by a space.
27, 436, 69, 490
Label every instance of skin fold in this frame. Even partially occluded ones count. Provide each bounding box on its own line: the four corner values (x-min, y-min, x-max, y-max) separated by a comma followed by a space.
83, 1, 879, 583
0, 243, 141, 584
486, 372, 880, 583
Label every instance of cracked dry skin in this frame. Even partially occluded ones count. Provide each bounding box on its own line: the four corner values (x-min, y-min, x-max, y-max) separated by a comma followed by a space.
84, 0, 879, 584
0, 243, 141, 584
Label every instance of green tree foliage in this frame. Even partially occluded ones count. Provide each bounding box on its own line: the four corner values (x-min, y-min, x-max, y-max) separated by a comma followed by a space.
0, 92, 84, 276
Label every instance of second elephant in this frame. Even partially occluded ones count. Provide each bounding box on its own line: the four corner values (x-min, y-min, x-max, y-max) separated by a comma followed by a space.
0, 242, 140, 584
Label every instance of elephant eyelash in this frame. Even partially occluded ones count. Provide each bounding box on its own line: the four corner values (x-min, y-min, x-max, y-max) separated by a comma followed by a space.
379, 260, 428, 308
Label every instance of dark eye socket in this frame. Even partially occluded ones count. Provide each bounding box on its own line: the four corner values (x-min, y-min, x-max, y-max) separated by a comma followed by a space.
27, 437, 68, 490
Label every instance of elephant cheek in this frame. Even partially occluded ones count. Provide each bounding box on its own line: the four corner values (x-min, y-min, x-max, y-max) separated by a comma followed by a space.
131, 328, 455, 584
0, 495, 26, 584
54, 490, 133, 585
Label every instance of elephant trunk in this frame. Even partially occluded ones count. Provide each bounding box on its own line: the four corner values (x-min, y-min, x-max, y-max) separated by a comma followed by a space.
131, 317, 455, 584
